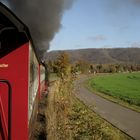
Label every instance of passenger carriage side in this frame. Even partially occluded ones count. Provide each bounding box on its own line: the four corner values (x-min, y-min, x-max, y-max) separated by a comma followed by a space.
0, 2, 47, 140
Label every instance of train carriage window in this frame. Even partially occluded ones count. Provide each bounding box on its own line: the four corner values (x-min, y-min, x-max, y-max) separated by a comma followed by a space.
0, 10, 28, 58
0, 41, 1, 50
0, 29, 28, 58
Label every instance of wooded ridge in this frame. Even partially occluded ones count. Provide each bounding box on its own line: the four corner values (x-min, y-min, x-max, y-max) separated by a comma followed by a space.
46, 48, 140, 64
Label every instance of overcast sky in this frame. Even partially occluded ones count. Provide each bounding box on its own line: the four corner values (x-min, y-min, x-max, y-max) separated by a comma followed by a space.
49, 0, 140, 51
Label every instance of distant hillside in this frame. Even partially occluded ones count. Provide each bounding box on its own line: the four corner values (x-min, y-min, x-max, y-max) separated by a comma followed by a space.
46, 48, 140, 64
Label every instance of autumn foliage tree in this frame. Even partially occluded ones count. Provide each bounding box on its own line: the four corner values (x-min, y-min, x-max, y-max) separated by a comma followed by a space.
55, 52, 71, 80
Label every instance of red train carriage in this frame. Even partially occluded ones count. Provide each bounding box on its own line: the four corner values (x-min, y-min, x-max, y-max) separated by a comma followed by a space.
0, 2, 47, 140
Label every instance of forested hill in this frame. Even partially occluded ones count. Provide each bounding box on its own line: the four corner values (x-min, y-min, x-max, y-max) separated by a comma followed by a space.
46, 48, 140, 64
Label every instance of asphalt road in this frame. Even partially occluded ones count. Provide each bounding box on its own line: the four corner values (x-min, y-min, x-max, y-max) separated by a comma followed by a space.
74, 75, 140, 140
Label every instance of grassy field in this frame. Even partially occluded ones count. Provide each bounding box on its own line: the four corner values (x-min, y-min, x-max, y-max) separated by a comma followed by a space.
87, 72, 140, 109
46, 75, 131, 140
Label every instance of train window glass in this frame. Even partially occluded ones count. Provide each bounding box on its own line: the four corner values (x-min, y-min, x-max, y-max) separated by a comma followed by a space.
0, 11, 28, 58
0, 29, 28, 59
0, 41, 1, 50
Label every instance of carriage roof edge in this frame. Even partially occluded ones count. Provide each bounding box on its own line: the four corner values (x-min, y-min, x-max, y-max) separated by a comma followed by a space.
0, 2, 42, 64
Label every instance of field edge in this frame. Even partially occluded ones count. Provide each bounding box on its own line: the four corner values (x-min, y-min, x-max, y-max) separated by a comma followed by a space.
85, 74, 140, 113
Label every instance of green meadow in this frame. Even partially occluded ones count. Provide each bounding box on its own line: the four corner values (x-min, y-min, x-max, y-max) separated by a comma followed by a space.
88, 72, 140, 107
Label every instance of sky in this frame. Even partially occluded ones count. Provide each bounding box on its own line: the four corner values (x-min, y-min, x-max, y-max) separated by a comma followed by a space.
49, 0, 140, 51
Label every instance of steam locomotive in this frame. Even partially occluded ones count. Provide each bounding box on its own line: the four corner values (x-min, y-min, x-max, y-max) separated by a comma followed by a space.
0, 2, 47, 140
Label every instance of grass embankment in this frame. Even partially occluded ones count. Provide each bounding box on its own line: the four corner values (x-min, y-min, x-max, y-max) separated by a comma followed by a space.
86, 72, 140, 112
46, 75, 131, 140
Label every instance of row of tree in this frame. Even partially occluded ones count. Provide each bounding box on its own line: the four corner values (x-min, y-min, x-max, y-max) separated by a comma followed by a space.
47, 52, 140, 79
89, 64, 140, 74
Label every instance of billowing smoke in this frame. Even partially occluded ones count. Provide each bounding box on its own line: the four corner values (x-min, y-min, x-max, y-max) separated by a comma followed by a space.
130, 0, 140, 5
6, 0, 74, 59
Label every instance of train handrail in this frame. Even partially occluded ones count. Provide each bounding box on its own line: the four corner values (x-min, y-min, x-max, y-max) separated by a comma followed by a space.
0, 26, 16, 34
0, 79, 12, 140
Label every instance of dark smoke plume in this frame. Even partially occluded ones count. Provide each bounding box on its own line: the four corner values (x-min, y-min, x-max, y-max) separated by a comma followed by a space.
6, 0, 74, 59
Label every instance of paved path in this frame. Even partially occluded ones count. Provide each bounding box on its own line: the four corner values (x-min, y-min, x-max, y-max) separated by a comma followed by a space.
74, 76, 140, 140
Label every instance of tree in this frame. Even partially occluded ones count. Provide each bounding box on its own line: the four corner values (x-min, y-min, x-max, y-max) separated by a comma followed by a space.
47, 60, 54, 72
75, 60, 90, 74
55, 52, 71, 80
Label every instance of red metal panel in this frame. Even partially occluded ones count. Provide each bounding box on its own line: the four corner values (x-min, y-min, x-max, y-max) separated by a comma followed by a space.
0, 96, 8, 140
39, 65, 47, 96
38, 64, 47, 98
0, 83, 8, 140
40, 81, 47, 95
0, 43, 29, 140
